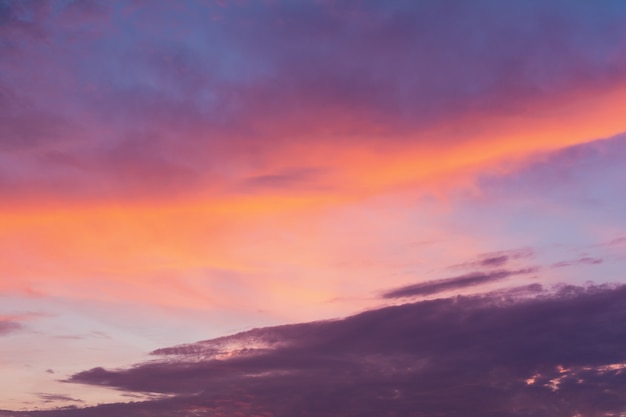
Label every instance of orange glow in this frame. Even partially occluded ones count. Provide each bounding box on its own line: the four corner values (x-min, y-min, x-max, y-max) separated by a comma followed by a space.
261, 81, 626, 194
1, 81, 626, 313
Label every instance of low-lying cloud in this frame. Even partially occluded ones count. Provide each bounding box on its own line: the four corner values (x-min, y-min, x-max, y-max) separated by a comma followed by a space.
5, 283, 625, 416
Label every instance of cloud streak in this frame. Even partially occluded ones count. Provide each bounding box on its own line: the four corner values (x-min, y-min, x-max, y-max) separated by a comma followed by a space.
35, 393, 83, 404
381, 267, 539, 298
449, 247, 535, 270
552, 257, 604, 268
0, 320, 21, 336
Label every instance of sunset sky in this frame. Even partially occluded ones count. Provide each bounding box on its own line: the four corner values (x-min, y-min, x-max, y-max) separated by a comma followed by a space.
1, 1, 626, 415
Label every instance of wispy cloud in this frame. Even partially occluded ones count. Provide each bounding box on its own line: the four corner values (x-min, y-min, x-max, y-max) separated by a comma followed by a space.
35, 393, 83, 404
0, 312, 45, 335
449, 247, 535, 270
381, 267, 539, 299
552, 257, 604, 268
0, 320, 21, 336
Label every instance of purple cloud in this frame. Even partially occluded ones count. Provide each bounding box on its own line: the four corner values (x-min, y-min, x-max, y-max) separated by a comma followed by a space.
609, 237, 626, 246
477, 134, 626, 215
552, 257, 604, 268
239, 167, 327, 192
2, 1, 626, 199
35, 393, 83, 404
449, 247, 535, 270
479, 255, 509, 267
0, 320, 22, 336
0, 284, 615, 416
381, 267, 539, 299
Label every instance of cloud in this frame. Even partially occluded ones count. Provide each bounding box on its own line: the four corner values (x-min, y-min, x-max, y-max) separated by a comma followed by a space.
608, 236, 626, 246
478, 254, 509, 268
35, 393, 83, 404
449, 247, 535, 270
2, 0, 626, 201
476, 133, 626, 212
0, 312, 52, 336
0, 320, 21, 336
2, 0, 626, 317
239, 167, 327, 192
552, 257, 604, 268
381, 267, 539, 299
52, 331, 112, 341
25, 283, 624, 417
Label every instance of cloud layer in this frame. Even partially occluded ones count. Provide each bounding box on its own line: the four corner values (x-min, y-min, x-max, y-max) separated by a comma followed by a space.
2, 0, 626, 201
2, 1, 626, 411
2, 284, 619, 416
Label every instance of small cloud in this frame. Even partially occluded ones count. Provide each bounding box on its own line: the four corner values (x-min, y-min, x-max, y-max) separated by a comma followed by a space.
552, 257, 603, 268
607, 236, 626, 246
381, 267, 539, 299
449, 247, 534, 270
239, 167, 326, 192
90, 331, 111, 339
479, 255, 509, 267
0, 320, 22, 336
53, 331, 113, 340
45, 369, 55, 374
53, 335, 87, 340
34, 393, 83, 404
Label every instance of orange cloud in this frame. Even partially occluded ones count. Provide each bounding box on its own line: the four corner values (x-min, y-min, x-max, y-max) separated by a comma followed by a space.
1, 81, 625, 316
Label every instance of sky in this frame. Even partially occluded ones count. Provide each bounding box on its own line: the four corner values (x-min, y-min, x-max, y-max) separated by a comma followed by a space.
1, 0, 626, 415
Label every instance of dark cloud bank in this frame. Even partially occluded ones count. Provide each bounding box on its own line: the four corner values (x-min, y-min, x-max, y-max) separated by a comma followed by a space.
5, 283, 626, 417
